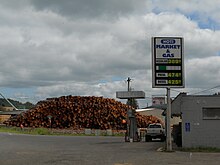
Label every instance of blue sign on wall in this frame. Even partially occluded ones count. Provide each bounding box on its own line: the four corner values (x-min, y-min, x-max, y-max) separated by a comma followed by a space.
185, 122, 190, 132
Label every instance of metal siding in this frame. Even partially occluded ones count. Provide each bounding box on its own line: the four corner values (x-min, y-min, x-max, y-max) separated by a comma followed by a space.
181, 96, 220, 148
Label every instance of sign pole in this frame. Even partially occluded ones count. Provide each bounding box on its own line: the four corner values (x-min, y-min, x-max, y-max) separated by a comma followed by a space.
166, 87, 172, 151
151, 37, 184, 151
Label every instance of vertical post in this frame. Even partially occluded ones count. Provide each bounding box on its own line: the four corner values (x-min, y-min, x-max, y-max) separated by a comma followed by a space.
166, 88, 172, 151
127, 77, 131, 107
127, 77, 131, 92
127, 77, 131, 142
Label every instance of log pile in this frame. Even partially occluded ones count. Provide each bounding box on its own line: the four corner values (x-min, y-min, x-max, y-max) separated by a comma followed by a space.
5, 96, 162, 130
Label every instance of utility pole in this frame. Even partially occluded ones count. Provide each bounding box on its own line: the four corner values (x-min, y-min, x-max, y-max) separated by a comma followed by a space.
127, 77, 131, 92
127, 77, 131, 106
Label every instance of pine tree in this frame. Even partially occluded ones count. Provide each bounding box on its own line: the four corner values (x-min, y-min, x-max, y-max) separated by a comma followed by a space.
126, 98, 139, 109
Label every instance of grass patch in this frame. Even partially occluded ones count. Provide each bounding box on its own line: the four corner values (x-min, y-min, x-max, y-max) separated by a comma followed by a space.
29, 128, 51, 135
0, 126, 125, 136
180, 147, 220, 152
0, 126, 22, 134
0, 126, 52, 135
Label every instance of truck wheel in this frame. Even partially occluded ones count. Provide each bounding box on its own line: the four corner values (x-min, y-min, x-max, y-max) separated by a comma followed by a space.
145, 135, 151, 142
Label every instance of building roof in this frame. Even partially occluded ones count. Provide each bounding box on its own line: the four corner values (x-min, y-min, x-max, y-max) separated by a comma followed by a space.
0, 110, 25, 115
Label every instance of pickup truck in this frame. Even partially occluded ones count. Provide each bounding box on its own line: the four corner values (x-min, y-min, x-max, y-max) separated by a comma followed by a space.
145, 123, 166, 142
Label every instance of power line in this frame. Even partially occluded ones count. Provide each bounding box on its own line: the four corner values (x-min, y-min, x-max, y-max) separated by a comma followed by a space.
190, 85, 220, 95
170, 88, 186, 93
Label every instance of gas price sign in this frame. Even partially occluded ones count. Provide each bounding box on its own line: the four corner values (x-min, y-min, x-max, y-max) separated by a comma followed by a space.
152, 37, 184, 88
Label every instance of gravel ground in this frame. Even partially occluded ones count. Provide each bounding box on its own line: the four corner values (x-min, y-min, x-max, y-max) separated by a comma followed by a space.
0, 133, 220, 165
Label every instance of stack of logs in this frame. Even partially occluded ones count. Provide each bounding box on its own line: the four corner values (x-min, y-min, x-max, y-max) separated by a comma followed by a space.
5, 96, 162, 130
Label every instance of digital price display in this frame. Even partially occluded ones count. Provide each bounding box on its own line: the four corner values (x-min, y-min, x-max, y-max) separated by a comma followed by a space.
152, 37, 184, 88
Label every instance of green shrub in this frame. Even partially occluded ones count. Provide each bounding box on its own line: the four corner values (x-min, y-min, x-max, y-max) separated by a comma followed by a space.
32, 128, 51, 135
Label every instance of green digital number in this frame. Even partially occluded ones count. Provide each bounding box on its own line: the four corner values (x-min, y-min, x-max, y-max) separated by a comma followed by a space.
168, 80, 182, 85
168, 59, 181, 64
168, 73, 181, 78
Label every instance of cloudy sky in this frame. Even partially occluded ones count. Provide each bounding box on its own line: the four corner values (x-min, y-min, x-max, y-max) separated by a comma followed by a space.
0, 0, 220, 107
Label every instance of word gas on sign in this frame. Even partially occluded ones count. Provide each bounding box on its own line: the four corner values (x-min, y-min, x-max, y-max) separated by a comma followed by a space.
162, 49, 174, 58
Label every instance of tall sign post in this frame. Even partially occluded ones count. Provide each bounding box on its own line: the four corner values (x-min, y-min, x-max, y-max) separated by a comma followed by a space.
152, 37, 184, 151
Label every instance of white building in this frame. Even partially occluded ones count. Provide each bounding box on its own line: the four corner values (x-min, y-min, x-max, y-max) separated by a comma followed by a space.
172, 93, 220, 148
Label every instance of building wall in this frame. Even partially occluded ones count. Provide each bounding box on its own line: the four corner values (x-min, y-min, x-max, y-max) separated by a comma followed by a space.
0, 106, 14, 111
152, 97, 165, 106
181, 96, 220, 148
171, 92, 186, 115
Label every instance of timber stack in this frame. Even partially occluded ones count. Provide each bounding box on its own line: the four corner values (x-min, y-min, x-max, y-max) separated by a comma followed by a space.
5, 96, 162, 130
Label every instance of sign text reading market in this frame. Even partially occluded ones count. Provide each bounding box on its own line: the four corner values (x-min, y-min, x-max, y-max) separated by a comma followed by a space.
155, 38, 181, 50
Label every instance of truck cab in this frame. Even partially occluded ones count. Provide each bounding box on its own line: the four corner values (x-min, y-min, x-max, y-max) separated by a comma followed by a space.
145, 123, 166, 142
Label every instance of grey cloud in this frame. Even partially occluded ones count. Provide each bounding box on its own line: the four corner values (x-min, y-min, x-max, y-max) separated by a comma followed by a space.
186, 57, 220, 88
30, 0, 147, 19
1, 0, 220, 104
